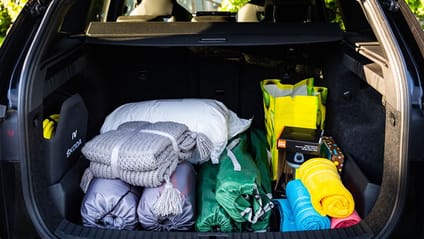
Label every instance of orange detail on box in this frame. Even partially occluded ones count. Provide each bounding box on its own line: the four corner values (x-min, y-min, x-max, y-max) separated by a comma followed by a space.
277, 139, 286, 148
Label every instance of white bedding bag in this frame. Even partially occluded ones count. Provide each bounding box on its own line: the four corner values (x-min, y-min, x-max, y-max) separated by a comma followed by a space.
101, 99, 252, 164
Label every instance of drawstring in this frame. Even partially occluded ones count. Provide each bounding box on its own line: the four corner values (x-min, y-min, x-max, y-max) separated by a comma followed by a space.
96, 186, 135, 226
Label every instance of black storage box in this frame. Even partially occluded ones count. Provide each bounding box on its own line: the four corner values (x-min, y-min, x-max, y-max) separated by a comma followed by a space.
277, 126, 323, 168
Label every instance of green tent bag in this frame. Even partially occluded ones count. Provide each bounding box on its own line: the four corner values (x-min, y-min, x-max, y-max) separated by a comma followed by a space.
248, 129, 273, 231
215, 132, 273, 231
195, 162, 241, 232
249, 128, 273, 196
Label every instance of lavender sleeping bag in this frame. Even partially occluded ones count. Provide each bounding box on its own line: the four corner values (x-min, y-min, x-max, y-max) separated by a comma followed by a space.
81, 178, 141, 230
138, 161, 196, 231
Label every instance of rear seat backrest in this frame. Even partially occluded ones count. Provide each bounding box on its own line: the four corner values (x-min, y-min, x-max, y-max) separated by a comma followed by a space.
264, 0, 326, 23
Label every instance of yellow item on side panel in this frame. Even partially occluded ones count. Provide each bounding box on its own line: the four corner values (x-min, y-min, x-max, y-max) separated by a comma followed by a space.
43, 114, 60, 139
260, 78, 327, 181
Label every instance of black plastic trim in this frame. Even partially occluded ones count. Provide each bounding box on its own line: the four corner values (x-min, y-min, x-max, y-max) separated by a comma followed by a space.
55, 219, 374, 239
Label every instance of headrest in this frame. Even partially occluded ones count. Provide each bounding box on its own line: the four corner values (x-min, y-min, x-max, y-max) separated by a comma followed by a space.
130, 0, 173, 19
237, 3, 265, 22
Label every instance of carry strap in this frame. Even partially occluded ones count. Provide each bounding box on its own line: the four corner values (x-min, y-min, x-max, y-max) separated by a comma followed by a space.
139, 129, 179, 152
226, 138, 241, 171
110, 137, 129, 178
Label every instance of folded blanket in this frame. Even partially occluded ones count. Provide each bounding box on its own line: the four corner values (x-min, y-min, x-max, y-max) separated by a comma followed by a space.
286, 179, 330, 231
82, 121, 211, 186
296, 158, 355, 218
80, 178, 141, 230
88, 159, 178, 188
215, 134, 273, 231
331, 210, 361, 229
195, 161, 240, 232
82, 121, 211, 217
138, 161, 196, 231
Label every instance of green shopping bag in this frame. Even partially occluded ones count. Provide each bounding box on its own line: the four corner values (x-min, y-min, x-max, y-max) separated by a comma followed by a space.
260, 78, 327, 181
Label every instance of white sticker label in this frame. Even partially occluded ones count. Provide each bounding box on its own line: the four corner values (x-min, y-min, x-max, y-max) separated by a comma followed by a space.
71, 130, 78, 140
66, 138, 82, 158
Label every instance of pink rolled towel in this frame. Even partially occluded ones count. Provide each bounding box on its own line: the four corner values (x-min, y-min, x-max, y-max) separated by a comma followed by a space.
330, 210, 361, 229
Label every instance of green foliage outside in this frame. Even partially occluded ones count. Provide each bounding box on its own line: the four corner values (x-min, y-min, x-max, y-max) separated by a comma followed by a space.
219, 0, 249, 12
0, 0, 27, 39
0, 2, 11, 36
405, 0, 424, 28
324, 0, 345, 30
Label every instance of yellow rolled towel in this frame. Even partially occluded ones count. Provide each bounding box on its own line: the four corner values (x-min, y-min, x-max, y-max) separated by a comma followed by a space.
296, 158, 355, 218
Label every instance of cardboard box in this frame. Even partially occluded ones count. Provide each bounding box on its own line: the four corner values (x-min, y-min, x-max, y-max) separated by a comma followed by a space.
320, 136, 345, 174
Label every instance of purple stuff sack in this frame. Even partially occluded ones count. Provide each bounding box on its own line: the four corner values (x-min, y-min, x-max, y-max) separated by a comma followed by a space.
81, 178, 141, 230
138, 161, 196, 231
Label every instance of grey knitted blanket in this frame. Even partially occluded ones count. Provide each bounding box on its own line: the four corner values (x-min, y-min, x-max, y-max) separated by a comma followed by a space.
81, 121, 211, 187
